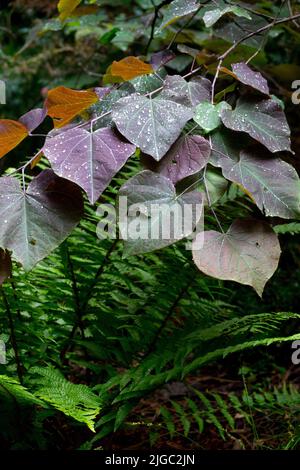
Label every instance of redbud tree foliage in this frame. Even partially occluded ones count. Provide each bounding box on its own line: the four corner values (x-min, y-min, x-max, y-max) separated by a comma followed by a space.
1, 0, 300, 296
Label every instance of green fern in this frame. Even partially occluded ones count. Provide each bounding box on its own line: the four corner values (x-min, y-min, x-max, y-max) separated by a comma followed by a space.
29, 367, 101, 432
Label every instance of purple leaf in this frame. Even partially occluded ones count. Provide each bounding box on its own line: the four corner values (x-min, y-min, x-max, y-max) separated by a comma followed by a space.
150, 50, 176, 71
220, 97, 291, 153
160, 75, 211, 107
43, 127, 136, 204
112, 92, 193, 161
0, 170, 83, 271
0, 250, 12, 285
19, 108, 47, 133
214, 14, 268, 49
232, 62, 269, 95
154, 134, 211, 184
193, 219, 281, 296
211, 131, 300, 218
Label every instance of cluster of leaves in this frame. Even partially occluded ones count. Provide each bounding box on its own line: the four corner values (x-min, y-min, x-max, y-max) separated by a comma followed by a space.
1, 0, 300, 296
1, 0, 300, 450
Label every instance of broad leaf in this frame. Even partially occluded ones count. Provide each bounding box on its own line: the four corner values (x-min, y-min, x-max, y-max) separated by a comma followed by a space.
43, 127, 136, 204
214, 14, 268, 49
0, 250, 12, 285
203, 6, 251, 28
0, 120, 28, 158
19, 108, 47, 133
156, 0, 200, 33
112, 92, 193, 160
119, 170, 203, 255
192, 219, 281, 296
211, 131, 300, 218
0, 170, 83, 271
58, 0, 82, 21
201, 170, 228, 205
231, 63, 269, 95
153, 134, 211, 184
110, 57, 154, 81
194, 101, 231, 133
220, 97, 291, 153
46, 86, 99, 128
160, 75, 211, 107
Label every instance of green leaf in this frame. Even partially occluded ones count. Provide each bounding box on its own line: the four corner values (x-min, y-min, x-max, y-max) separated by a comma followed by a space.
194, 101, 231, 133
155, 0, 200, 34
31, 367, 101, 432
203, 6, 251, 28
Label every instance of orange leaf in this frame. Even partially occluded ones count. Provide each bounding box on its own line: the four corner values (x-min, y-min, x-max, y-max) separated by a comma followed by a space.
30, 151, 43, 169
220, 66, 238, 79
0, 120, 28, 159
103, 65, 123, 85
46, 86, 98, 128
110, 57, 154, 81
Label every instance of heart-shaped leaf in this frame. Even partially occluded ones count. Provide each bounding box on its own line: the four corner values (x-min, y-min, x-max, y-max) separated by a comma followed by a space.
43, 127, 136, 204
0, 120, 28, 159
211, 130, 300, 218
220, 97, 291, 153
119, 170, 203, 255
110, 57, 154, 81
112, 92, 193, 161
0, 170, 83, 271
231, 62, 269, 95
153, 134, 211, 184
193, 219, 281, 296
46, 86, 99, 128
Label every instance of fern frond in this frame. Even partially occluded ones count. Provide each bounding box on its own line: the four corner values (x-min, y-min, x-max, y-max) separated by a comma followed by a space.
30, 367, 101, 432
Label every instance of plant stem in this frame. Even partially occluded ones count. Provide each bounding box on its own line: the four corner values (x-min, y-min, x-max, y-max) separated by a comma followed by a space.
1, 287, 23, 383
144, 276, 193, 358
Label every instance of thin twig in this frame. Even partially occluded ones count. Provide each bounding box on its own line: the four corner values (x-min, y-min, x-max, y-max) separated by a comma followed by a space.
208, 10, 300, 102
